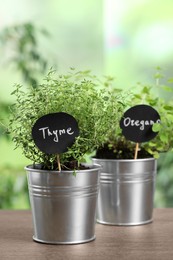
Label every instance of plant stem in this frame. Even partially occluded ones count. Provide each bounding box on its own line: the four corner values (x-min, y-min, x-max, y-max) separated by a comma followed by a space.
57, 154, 61, 172
134, 143, 139, 160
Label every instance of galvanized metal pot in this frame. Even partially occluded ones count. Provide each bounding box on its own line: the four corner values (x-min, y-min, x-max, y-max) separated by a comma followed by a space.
25, 164, 101, 244
92, 158, 157, 226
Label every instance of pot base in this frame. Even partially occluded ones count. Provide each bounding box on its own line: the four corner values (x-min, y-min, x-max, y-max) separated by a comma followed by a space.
33, 235, 96, 245
96, 219, 153, 226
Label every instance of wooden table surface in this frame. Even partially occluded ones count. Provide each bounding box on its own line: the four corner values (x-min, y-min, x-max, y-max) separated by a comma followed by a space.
0, 209, 173, 260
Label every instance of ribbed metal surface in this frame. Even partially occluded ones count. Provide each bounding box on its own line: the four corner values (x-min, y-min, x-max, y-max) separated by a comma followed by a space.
92, 158, 157, 226
29, 185, 99, 198
25, 164, 101, 244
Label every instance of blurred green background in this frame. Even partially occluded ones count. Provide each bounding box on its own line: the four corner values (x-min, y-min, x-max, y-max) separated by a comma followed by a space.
0, 0, 173, 209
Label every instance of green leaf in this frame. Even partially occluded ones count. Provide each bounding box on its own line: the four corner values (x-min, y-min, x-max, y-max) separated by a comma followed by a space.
161, 86, 173, 92
152, 123, 161, 132
160, 135, 168, 143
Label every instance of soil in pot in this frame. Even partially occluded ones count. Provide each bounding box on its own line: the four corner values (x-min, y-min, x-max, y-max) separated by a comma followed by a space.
95, 141, 152, 160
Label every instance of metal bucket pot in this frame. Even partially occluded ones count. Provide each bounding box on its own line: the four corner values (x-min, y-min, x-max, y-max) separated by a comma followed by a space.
92, 158, 157, 226
25, 164, 101, 244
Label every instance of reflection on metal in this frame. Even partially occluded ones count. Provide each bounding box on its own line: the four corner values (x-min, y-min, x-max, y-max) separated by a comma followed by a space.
25, 164, 101, 244
93, 158, 156, 226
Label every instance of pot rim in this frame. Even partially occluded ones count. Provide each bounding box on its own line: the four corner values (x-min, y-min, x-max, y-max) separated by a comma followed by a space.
25, 163, 101, 174
92, 157, 156, 163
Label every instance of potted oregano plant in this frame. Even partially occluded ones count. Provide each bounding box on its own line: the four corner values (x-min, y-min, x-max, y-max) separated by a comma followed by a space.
93, 70, 173, 226
8, 69, 125, 244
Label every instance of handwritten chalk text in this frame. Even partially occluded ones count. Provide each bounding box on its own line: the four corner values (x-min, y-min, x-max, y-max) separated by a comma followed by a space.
123, 117, 161, 131
39, 127, 74, 142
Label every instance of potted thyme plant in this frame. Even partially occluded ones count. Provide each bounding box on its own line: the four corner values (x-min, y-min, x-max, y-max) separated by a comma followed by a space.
93, 70, 173, 226
8, 69, 124, 244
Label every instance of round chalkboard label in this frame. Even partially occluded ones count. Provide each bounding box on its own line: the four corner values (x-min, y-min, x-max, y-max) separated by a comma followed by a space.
32, 112, 79, 154
120, 104, 160, 143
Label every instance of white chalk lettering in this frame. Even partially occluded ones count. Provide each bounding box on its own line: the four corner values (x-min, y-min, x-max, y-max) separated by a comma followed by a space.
140, 120, 144, 130
124, 117, 131, 127
134, 120, 140, 126
48, 128, 53, 136
123, 117, 161, 131
39, 127, 75, 142
59, 129, 66, 135
131, 120, 135, 126
67, 127, 74, 135
53, 130, 59, 142
39, 127, 48, 139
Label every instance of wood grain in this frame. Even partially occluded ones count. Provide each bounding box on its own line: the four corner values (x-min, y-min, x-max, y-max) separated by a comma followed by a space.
0, 209, 173, 260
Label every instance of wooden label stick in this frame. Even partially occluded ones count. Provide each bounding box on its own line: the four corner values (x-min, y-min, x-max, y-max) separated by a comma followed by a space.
134, 143, 139, 160
57, 154, 61, 172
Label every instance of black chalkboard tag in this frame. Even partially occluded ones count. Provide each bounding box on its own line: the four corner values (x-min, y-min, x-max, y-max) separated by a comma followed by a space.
120, 104, 161, 159
32, 112, 79, 155
120, 104, 160, 143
